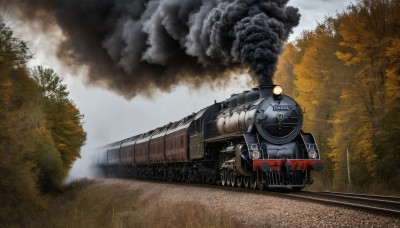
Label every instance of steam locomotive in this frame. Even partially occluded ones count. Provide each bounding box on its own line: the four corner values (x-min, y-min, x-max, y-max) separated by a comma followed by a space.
97, 85, 323, 190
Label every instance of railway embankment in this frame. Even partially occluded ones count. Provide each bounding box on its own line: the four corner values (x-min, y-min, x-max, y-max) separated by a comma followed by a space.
25, 178, 400, 227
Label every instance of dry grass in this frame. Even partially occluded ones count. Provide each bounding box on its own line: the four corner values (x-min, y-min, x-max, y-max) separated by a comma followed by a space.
24, 179, 239, 228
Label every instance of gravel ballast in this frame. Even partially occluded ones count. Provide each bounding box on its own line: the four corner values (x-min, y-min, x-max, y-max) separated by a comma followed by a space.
99, 179, 400, 227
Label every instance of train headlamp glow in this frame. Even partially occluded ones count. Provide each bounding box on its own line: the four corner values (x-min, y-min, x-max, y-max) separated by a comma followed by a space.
273, 85, 283, 95
252, 150, 261, 160
308, 150, 318, 159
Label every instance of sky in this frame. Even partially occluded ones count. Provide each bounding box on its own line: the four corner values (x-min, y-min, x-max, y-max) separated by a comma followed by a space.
7, 0, 352, 180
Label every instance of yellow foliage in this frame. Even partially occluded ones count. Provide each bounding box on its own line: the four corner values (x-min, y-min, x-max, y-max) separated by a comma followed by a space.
385, 39, 400, 106
284, 0, 400, 192
335, 51, 353, 64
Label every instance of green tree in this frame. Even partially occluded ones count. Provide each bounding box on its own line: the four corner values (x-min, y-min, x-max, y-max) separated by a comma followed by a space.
31, 66, 69, 101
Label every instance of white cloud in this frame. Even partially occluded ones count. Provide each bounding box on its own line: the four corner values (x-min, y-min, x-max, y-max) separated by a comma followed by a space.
289, 0, 351, 41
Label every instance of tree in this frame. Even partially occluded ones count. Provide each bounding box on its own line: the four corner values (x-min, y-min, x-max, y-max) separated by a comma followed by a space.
333, 0, 400, 191
31, 66, 69, 101
290, 21, 353, 190
277, 0, 400, 192
0, 16, 44, 224
374, 38, 400, 191
31, 66, 86, 178
0, 16, 86, 225
274, 43, 298, 96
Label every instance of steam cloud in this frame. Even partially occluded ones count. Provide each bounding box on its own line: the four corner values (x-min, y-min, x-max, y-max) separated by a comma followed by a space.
3, 0, 300, 98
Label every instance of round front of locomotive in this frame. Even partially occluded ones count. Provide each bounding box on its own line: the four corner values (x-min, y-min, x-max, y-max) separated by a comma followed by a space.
255, 94, 303, 144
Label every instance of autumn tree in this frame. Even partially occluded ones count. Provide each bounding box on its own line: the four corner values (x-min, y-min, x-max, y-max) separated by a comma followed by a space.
0, 17, 50, 224
0, 16, 86, 225
295, 21, 354, 190
31, 66, 87, 178
374, 38, 400, 191
276, 0, 400, 193
276, 0, 400, 192
333, 0, 400, 192
273, 43, 298, 96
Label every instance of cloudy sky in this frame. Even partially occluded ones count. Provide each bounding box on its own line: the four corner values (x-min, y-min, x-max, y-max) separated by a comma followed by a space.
7, 0, 352, 179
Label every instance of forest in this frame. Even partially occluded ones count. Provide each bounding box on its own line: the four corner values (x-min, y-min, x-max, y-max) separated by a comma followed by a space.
275, 0, 400, 193
0, 17, 86, 224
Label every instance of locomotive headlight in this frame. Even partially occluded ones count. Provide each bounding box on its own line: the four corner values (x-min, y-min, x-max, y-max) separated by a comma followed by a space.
273, 85, 283, 95
252, 150, 261, 160
308, 150, 318, 159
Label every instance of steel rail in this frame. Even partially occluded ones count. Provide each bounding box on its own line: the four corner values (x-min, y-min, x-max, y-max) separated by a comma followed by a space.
108, 177, 400, 217
283, 193, 400, 217
318, 191, 400, 202
310, 192, 400, 208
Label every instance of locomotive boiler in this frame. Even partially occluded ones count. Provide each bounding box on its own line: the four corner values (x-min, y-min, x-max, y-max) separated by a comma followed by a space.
97, 85, 323, 190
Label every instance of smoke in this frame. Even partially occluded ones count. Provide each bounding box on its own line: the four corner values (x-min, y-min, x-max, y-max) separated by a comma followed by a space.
64, 146, 102, 183
2, 0, 300, 98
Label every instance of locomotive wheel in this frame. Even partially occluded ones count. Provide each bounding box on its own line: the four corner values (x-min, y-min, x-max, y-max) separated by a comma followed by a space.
226, 170, 231, 186
213, 172, 219, 185
205, 173, 210, 184
211, 173, 215, 184
182, 173, 187, 183
236, 176, 243, 188
168, 171, 173, 182
250, 177, 257, 189
200, 173, 205, 184
221, 170, 226, 186
230, 172, 236, 187
243, 177, 250, 188
257, 180, 264, 191
256, 172, 265, 191
176, 172, 182, 182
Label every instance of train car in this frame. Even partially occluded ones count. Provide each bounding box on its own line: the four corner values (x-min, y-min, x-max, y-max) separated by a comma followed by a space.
98, 85, 323, 191
120, 136, 137, 166
149, 124, 170, 164
165, 116, 194, 163
119, 136, 139, 176
97, 145, 108, 167
134, 131, 154, 165
106, 140, 123, 166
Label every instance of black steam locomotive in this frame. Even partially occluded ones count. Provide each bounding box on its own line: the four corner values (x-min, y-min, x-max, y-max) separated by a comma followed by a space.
97, 85, 323, 190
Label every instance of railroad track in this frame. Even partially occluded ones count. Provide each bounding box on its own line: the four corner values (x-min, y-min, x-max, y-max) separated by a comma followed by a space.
319, 191, 400, 202
113, 177, 400, 217
284, 191, 400, 217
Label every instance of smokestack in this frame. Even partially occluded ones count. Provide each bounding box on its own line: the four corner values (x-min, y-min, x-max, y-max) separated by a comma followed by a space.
2, 0, 300, 98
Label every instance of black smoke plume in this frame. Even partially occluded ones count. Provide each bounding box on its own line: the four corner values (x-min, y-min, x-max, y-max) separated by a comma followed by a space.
2, 0, 300, 98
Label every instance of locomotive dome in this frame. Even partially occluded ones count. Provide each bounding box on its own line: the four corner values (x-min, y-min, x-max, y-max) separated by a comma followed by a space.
254, 85, 303, 144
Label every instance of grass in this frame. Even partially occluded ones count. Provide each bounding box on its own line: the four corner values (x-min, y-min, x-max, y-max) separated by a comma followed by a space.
23, 179, 239, 228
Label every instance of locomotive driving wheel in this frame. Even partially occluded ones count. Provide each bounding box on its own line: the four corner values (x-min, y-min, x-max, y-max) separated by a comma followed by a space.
226, 170, 231, 186
250, 176, 257, 189
230, 171, 235, 187
220, 170, 226, 186
236, 176, 243, 188
256, 171, 265, 191
243, 176, 250, 188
